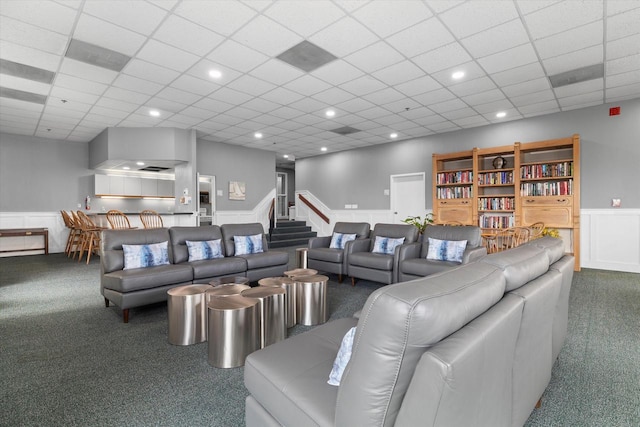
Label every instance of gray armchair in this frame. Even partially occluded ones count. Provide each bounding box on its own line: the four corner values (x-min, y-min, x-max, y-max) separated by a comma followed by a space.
307, 222, 371, 283
347, 223, 419, 285
398, 225, 487, 282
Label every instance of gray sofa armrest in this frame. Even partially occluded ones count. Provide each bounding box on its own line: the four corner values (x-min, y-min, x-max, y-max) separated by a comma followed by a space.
398, 242, 422, 263
349, 238, 371, 253
462, 246, 488, 264
308, 236, 331, 249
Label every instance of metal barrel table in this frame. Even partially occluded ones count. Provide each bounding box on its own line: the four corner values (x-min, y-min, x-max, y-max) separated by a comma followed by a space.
295, 275, 329, 326
258, 277, 297, 328
295, 247, 309, 268
284, 268, 317, 278
167, 284, 212, 345
209, 276, 250, 287
207, 295, 260, 368
241, 287, 286, 348
205, 283, 251, 303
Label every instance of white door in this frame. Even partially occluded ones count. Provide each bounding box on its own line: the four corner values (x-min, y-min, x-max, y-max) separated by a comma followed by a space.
197, 174, 215, 225
276, 172, 288, 220
390, 173, 426, 224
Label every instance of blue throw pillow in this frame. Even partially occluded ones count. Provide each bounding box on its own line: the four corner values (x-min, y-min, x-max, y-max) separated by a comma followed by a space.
328, 326, 356, 386
122, 241, 170, 270
372, 236, 405, 255
186, 239, 223, 261
426, 238, 468, 263
234, 233, 263, 255
329, 232, 356, 249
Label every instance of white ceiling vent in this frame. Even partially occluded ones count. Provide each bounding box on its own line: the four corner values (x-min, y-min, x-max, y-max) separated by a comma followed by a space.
276, 41, 338, 73
0, 87, 47, 104
549, 63, 604, 88
330, 126, 361, 135
0, 59, 55, 84
65, 39, 131, 72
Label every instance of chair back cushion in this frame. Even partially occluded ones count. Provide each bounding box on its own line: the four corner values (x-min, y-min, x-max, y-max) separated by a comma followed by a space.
221, 223, 268, 256
169, 226, 224, 263
333, 222, 371, 239
369, 223, 418, 251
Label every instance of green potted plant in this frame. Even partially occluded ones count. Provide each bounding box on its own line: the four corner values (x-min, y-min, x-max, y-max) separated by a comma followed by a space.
401, 213, 434, 234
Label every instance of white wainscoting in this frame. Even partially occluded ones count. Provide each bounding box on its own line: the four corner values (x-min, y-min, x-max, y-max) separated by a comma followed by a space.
581, 209, 640, 273
214, 190, 275, 232
0, 212, 66, 256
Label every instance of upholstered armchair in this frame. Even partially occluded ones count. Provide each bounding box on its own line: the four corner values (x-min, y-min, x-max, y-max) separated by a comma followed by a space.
347, 223, 419, 285
307, 222, 371, 283
397, 225, 487, 282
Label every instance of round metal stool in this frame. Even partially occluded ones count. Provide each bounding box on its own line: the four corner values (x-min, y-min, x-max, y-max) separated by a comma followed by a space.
241, 286, 286, 348
284, 268, 318, 278
295, 274, 329, 326
258, 277, 297, 328
167, 284, 212, 345
209, 276, 250, 287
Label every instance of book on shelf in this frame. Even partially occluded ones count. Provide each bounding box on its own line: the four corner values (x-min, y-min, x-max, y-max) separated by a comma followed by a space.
436, 170, 473, 184
437, 186, 473, 199
520, 180, 573, 196
478, 197, 515, 210
478, 171, 514, 185
479, 214, 515, 229
520, 162, 573, 179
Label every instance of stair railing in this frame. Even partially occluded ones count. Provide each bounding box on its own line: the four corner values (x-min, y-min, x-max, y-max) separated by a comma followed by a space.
298, 194, 330, 224
268, 198, 275, 230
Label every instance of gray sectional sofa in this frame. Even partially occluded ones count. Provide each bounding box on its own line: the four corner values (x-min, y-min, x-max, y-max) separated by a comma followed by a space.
101, 223, 288, 322
244, 236, 572, 427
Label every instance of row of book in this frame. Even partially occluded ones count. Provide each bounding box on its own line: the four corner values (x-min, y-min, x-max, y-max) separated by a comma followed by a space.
478, 171, 514, 185
436, 170, 473, 184
520, 180, 573, 196
520, 162, 573, 179
436, 186, 472, 199
479, 214, 515, 229
478, 197, 515, 211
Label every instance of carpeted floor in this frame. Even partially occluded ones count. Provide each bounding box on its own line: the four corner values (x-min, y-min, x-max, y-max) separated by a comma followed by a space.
0, 251, 638, 426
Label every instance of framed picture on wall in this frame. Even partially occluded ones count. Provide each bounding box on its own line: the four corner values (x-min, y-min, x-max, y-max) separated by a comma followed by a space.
229, 181, 246, 200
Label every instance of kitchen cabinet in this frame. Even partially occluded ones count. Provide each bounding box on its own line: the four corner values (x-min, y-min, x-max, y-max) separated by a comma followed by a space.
158, 179, 174, 197
94, 174, 174, 198
123, 177, 141, 196
141, 179, 157, 196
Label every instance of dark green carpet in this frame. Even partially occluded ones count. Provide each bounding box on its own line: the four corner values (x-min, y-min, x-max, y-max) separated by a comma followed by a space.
1, 253, 638, 426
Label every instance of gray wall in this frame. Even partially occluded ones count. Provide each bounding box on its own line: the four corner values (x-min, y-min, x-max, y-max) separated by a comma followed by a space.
0, 133, 92, 211
297, 98, 640, 209
196, 140, 276, 210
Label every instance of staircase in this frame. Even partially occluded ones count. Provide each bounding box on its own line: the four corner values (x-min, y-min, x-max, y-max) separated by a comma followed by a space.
268, 220, 317, 248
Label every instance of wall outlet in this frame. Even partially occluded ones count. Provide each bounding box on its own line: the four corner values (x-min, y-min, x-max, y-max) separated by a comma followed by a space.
344, 204, 351, 209
383, 189, 390, 196
352, 204, 358, 209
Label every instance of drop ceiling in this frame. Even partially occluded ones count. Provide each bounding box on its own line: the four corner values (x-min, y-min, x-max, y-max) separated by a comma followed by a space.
0, 0, 638, 168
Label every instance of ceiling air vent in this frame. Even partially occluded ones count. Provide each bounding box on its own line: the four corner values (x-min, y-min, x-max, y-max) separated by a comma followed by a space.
330, 126, 361, 135
65, 39, 131, 72
276, 41, 338, 73
549, 63, 604, 88
139, 166, 171, 172
0, 87, 47, 104
0, 59, 55, 84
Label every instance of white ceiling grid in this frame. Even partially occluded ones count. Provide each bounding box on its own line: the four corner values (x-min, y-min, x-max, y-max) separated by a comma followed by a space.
0, 0, 638, 164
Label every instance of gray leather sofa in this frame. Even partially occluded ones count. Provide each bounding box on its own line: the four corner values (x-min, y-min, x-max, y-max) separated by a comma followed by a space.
347, 223, 419, 285
244, 236, 572, 426
101, 223, 288, 322
397, 225, 487, 281
307, 222, 371, 283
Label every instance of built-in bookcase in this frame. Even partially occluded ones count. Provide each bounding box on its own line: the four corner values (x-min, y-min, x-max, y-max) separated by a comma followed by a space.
432, 134, 580, 270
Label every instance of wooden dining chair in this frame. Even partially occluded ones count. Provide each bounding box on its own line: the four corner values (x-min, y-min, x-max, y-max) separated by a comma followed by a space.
139, 210, 163, 229
61, 210, 81, 256
106, 209, 133, 229
75, 211, 105, 264
528, 222, 545, 240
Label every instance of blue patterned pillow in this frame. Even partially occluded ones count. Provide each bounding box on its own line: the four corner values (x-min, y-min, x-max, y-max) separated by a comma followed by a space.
328, 326, 356, 386
186, 239, 223, 262
122, 241, 170, 270
329, 232, 356, 249
372, 236, 405, 255
233, 233, 263, 255
426, 238, 468, 263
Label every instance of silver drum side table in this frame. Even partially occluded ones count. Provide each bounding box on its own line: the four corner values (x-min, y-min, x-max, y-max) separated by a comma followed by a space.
241, 287, 286, 348
167, 284, 212, 346
258, 277, 297, 328
295, 275, 329, 326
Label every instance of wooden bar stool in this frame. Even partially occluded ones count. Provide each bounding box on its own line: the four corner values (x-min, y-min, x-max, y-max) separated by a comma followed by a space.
106, 209, 134, 229
139, 210, 163, 229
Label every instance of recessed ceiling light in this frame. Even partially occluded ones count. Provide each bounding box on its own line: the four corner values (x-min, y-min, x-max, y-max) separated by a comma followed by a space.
136, 161, 145, 166
122, 166, 130, 170
320, 147, 327, 152
325, 110, 335, 117
208, 69, 222, 79
283, 154, 289, 159
149, 110, 160, 117
496, 111, 507, 118
254, 132, 263, 139
452, 71, 465, 80
390, 133, 398, 139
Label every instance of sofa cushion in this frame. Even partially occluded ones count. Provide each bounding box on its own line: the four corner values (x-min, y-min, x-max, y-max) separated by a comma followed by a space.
102, 264, 193, 293
329, 232, 356, 249
481, 244, 550, 292
348, 251, 394, 270
328, 326, 357, 386
424, 225, 482, 248
426, 237, 467, 263
189, 257, 247, 281
221, 223, 268, 257
186, 239, 223, 261
102, 229, 173, 273
372, 236, 405, 254
307, 247, 344, 263
169, 226, 225, 264
527, 236, 564, 265
335, 262, 506, 427
122, 241, 170, 270
234, 233, 264, 255
400, 258, 461, 277
237, 251, 289, 270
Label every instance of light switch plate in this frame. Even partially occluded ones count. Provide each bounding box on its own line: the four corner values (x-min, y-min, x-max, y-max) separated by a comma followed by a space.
352, 204, 358, 209
217, 190, 223, 196
383, 189, 390, 196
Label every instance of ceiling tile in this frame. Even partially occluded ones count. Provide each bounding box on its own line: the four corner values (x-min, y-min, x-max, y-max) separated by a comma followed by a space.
208, 87, 255, 105
73, 13, 147, 56
518, 99, 560, 115
607, 34, 640, 61
413, 42, 471, 74
352, 0, 432, 38
441, 107, 478, 120
462, 89, 506, 106
558, 90, 603, 109
0, 40, 60, 72
429, 98, 468, 114
339, 75, 387, 96
491, 62, 546, 87
535, 21, 602, 60
174, 0, 257, 36
286, 75, 333, 96
264, 0, 345, 37
233, 15, 303, 57
606, 7, 640, 41
226, 74, 277, 97
510, 89, 556, 107
146, 97, 188, 113
0, 0, 77, 34
112, 74, 162, 96
361, 87, 405, 106
82, 0, 167, 35
170, 75, 219, 96
606, 53, 640, 76
398, 106, 435, 120
554, 78, 603, 98
439, 0, 518, 39
152, 14, 225, 56
56, 73, 108, 95
312, 60, 365, 85
207, 40, 270, 73
136, 40, 200, 72
605, 82, 640, 102
371, 60, 425, 86
461, 19, 529, 58
248, 59, 305, 86
287, 97, 328, 114
411, 87, 456, 105
385, 17, 455, 58
180, 106, 218, 120
101, 87, 150, 104
0, 74, 50, 95
123, 59, 180, 85
261, 87, 305, 105
59, 58, 118, 84
344, 41, 406, 73
309, 16, 379, 57
524, 0, 602, 40
394, 75, 442, 97
155, 87, 202, 105
502, 77, 552, 97
543, 45, 603, 75
515, 0, 563, 15
478, 43, 538, 74
607, 70, 640, 88
0, 17, 69, 55
94, 97, 139, 113
449, 76, 497, 97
